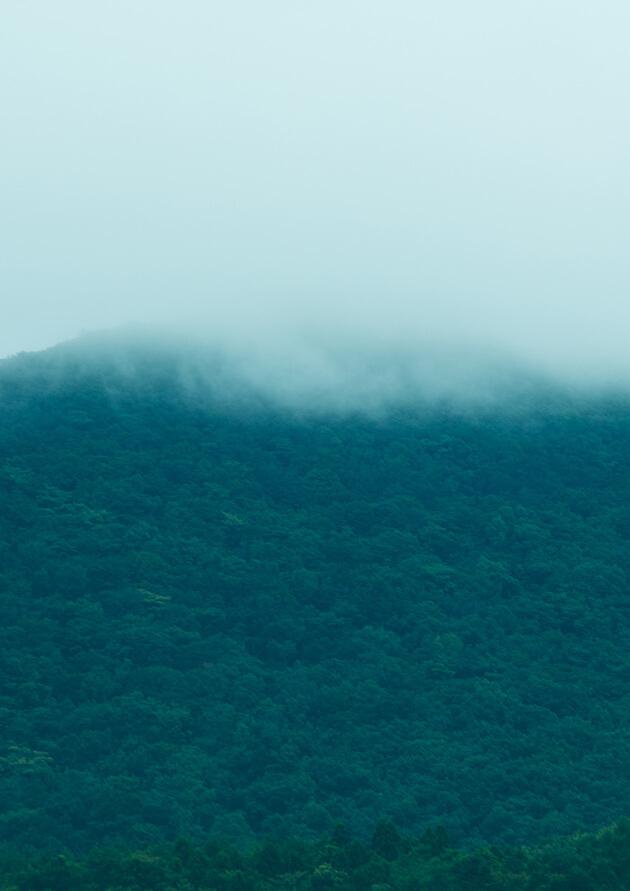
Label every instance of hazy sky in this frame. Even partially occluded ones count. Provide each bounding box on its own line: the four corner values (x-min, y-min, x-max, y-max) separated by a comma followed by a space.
2, 1, 629, 379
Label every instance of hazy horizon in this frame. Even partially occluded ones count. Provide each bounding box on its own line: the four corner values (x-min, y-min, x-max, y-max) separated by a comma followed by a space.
2, 2, 629, 383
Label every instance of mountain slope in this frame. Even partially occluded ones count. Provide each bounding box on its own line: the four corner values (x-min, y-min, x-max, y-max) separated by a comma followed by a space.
1, 335, 630, 852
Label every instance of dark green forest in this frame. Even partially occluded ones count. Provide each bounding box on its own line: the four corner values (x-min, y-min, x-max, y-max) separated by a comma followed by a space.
2, 335, 630, 864
3, 818, 630, 890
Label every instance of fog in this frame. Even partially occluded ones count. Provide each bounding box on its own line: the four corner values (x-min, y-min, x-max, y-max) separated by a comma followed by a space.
2, 1, 630, 387
0, 324, 597, 418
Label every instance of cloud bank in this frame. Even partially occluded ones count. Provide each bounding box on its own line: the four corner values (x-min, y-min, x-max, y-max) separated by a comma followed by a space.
0, 324, 598, 420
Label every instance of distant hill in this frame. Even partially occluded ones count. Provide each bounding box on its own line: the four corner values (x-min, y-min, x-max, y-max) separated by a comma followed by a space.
2, 331, 630, 853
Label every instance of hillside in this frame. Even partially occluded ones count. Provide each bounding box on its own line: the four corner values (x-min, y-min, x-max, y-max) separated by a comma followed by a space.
2, 334, 630, 853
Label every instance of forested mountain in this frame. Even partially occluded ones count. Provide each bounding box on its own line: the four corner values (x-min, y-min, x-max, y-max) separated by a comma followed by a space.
2, 333, 630, 855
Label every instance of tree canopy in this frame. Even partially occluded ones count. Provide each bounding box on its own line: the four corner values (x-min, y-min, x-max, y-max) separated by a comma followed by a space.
1, 339, 630, 853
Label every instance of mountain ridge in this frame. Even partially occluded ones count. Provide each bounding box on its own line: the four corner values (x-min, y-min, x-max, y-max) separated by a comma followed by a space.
0, 327, 585, 417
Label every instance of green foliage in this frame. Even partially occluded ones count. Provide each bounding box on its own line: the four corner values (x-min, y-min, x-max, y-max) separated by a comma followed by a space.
2, 344, 630, 852
2, 820, 630, 890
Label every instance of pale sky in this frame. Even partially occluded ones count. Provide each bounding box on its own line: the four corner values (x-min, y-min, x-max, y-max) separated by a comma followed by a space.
2, 1, 629, 381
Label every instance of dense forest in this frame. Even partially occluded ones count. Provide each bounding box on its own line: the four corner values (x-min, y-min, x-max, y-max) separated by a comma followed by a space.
3, 817, 630, 890
2, 334, 630, 859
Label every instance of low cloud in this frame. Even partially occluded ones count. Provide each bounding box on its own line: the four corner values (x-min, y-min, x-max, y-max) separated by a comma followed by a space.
1, 323, 592, 418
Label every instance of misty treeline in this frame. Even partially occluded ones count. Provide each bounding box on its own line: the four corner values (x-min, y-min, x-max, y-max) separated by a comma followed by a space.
2, 336, 630, 855
4, 818, 630, 891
